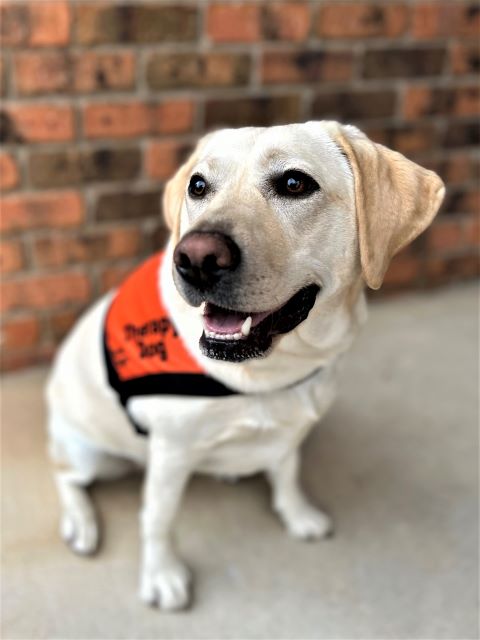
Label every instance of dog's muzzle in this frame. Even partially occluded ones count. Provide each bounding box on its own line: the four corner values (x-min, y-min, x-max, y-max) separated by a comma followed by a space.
172, 230, 320, 362
198, 284, 320, 362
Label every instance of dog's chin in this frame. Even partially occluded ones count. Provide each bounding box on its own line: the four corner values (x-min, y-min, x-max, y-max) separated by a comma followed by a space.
198, 284, 320, 363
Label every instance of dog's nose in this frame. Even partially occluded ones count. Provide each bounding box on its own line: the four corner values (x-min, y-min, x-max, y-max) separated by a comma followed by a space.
173, 231, 240, 290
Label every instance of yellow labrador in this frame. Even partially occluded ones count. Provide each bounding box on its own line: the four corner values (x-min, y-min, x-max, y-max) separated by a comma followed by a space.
46, 121, 444, 610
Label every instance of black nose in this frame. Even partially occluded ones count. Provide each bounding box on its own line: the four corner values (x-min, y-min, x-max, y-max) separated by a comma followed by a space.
173, 231, 240, 290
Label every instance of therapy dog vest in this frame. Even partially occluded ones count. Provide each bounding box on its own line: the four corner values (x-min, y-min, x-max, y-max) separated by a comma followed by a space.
103, 252, 238, 435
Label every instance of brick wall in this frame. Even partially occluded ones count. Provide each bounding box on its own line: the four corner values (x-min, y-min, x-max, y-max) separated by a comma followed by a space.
0, 1, 479, 371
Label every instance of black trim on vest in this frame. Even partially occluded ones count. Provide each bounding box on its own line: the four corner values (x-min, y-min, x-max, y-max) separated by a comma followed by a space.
103, 333, 239, 436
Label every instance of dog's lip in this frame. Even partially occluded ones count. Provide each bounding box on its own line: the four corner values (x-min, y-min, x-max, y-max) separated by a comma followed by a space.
202, 302, 279, 336
199, 284, 320, 362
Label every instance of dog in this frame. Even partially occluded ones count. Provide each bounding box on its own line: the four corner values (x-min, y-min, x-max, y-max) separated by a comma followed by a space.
46, 121, 445, 610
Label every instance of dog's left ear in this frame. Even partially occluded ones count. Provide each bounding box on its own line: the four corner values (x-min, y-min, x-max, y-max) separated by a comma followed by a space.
331, 124, 445, 289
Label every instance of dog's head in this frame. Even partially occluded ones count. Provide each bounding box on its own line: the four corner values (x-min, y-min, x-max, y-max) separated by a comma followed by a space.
163, 122, 444, 363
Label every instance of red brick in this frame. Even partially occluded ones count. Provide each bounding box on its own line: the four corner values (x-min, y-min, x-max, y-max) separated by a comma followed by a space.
390, 124, 438, 155
365, 123, 438, 155
83, 102, 150, 139
450, 42, 480, 75
426, 254, 479, 285
49, 309, 79, 342
0, 345, 56, 372
0, 191, 84, 233
1, 316, 40, 350
316, 3, 408, 38
207, 4, 261, 43
2, 104, 74, 143
465, 216, 480, 246
412, 3, 480, 39
312, 89, 396, 121
146, 141, 194, 181
451, 86, 480, 117
428, 219, 464, 251
0, 56, 7, 97
262, 3, 311, 41
262, 50, 353, 84
440, 154, 476, 185
74, 3, 197, 45
0, 240, 26, 274
152, 101, 195, 135
14, 52, 69, 96
445, 188, 480, 215
363, 47, 446, 79
205, 95, 301, 128
73, 51, 135, 93
29, 1, 71, 47
11, 50, 133, 99
1, 271, 91, 312
96, 190, 161, 222
403, 87, 432, 119
474, 157, 480, 181
28, 147, 141, 188
32, 228, 142, 268
0, 153, 19, 191
147, 223, 169, 254
146, 52, 251, 90
444, 121, 480, 148
382, 254, 422, 287
403, 85, 480, 119
0, 4, 29, 46
99, 264, 135, 293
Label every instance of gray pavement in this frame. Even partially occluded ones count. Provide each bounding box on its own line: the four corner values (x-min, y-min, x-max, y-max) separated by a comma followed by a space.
1, 283, 478, 639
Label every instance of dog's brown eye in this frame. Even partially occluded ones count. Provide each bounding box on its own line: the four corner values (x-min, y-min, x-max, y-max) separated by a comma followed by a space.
274, 170, 319, 198
188, 175, 207, 198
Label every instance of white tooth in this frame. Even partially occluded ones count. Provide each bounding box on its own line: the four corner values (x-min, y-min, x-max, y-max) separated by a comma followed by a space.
241, 316, 252, 337
199, 302, 206, 314
233, 333, 242, 340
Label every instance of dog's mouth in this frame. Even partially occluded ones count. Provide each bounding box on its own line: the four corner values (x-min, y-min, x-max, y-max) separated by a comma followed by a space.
199, 284, 320, 362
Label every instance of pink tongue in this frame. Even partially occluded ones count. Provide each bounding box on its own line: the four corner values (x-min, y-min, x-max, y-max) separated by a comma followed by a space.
203, 303, 271, 335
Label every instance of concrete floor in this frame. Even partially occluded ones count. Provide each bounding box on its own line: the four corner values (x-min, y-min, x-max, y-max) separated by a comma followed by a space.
1, 284, 478, 640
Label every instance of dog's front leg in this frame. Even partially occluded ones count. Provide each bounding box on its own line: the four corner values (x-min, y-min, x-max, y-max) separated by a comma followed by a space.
140, 435, 195, 610
267, 448, 332, 540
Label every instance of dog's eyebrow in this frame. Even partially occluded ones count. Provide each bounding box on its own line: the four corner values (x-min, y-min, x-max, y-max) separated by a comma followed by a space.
194, 157, 222, 173
256, 148, 315, 173
257, 147, 284, 164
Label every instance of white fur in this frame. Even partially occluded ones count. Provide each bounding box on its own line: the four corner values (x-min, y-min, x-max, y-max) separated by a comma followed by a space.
45, 122, 395, 610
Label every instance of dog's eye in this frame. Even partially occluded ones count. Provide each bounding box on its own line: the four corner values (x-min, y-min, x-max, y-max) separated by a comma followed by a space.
188, 175, 207, 198
274, 170, 319, 197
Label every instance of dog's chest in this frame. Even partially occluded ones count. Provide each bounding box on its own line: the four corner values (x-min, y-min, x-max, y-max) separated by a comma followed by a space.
195, 419, 306, 477
129, 368, 335, 477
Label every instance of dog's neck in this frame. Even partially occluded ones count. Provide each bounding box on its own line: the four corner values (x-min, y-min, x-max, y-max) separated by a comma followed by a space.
160, 243, 367, 394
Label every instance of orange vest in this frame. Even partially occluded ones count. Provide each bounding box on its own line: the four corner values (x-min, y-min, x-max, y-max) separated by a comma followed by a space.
103, 252, 237, 435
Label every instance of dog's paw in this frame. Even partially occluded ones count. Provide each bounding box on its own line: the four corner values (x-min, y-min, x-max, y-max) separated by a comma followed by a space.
60, 511, 99, 555
140, 558, 191, 611
280, 503, 333, 541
